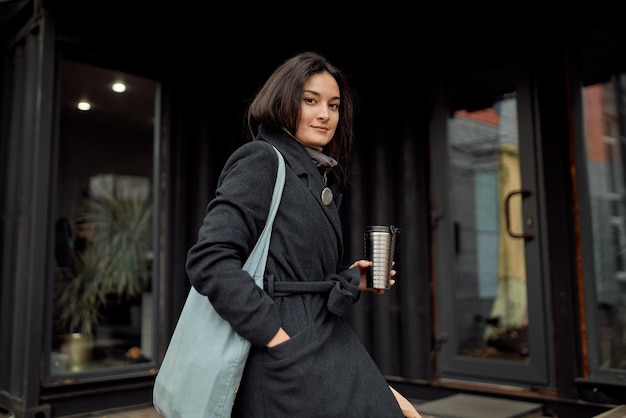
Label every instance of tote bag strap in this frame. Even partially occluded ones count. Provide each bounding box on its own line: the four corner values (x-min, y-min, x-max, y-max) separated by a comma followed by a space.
243, 145, 285, 286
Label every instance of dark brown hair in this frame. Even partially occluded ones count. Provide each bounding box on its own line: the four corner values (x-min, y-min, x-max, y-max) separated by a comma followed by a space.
246, 51, 356, 187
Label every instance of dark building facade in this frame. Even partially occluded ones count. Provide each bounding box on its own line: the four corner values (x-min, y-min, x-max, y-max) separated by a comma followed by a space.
2, 1, 626, 416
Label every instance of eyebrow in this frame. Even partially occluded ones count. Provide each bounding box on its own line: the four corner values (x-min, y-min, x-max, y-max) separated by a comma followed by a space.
303, 89, 340, 100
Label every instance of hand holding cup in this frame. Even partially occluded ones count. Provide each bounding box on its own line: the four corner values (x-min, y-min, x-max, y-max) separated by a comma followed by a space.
351, 259, 396, 294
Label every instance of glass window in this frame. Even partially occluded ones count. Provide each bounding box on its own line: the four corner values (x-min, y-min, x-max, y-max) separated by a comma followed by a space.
582, 75, 626, 371
50, 60, 157, 374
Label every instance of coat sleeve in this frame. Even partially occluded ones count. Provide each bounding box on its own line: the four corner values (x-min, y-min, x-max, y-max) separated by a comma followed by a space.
185, 141, 282, 347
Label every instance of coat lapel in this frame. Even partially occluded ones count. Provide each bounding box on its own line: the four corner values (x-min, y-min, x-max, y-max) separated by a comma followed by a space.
259, 126, 343, 248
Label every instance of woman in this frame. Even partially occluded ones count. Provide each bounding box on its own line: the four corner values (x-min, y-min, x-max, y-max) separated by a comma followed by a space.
186, 51, 420, 418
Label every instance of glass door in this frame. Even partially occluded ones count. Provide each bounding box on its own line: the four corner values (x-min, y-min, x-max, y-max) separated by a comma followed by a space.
430, 65, 552, 386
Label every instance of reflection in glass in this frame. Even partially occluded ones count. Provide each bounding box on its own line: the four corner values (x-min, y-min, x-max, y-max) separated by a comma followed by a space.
51, 60, 157, 374
583, 77, 626, 370
447, 94, 530, 361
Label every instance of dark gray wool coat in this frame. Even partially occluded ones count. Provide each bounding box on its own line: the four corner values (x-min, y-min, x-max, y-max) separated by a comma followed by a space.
186, 124, 404, 417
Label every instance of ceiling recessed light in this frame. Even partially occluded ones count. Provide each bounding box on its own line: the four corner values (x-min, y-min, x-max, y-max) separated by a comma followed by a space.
112, 82, 127, 93
77, 101, 91, 111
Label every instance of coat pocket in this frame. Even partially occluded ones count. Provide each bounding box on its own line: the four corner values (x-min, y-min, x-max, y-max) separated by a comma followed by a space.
261, 323, 337, 413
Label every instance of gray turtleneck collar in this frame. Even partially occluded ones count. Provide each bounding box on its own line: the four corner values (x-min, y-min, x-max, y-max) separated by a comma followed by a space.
281, 127, 339, 170
304, 146, 338, 170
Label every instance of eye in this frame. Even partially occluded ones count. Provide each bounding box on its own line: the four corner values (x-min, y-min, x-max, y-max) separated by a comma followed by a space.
303, 97, 316, 105
329, 102, 340, 111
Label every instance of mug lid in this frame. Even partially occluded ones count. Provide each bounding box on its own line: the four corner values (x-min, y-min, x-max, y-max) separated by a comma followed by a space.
365, 225, 400, 234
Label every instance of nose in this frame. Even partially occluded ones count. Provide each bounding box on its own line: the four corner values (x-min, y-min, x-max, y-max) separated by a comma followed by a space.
317, 105, 330, 120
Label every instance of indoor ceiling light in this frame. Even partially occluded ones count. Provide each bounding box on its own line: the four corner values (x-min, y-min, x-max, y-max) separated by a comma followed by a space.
112, 82, 127, 93
77, 100, 91, 111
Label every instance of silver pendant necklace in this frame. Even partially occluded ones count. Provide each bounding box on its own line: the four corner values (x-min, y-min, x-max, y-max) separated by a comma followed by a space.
321, 171, 333, 206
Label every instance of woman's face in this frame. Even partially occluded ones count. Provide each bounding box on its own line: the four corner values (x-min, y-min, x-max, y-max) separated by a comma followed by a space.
294, 71, 340, 149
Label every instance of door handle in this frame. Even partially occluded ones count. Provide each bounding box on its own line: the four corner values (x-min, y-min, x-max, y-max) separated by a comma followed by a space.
504, 188, 534, 241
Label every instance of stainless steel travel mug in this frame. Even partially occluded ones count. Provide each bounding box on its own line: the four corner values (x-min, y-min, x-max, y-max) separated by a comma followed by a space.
363, 225, 400, 290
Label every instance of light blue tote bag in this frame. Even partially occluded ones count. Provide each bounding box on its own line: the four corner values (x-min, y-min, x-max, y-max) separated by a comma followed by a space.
153, 146, 285, 418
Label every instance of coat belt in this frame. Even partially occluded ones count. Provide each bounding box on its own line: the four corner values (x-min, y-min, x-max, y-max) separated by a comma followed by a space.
264, 273, 360, 317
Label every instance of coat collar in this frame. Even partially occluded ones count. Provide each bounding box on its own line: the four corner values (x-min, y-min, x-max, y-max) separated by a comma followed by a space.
256, 124, 343, 251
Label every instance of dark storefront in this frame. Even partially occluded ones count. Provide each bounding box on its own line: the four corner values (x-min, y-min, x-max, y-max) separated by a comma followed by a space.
2, 1, 626, 417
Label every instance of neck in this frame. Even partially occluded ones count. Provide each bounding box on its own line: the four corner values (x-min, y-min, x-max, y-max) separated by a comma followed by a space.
281, 127, 323, 151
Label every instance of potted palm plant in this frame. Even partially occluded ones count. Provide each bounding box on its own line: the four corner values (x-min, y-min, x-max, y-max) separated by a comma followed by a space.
54, 185, 152, 371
